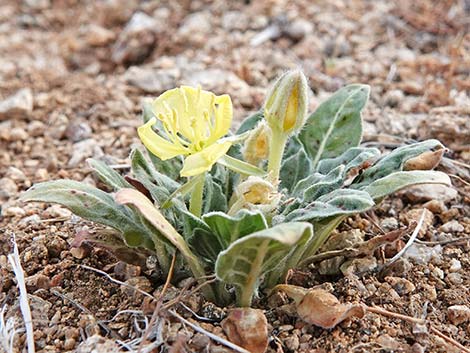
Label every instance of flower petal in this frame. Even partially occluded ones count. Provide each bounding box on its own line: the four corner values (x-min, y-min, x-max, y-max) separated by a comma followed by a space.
208, 94, 233, 143
180, 141, 232, 177
138, 118, 188, 160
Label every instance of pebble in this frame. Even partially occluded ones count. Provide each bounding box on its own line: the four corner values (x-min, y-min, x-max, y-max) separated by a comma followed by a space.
85, 24, 115, 46
380, 217, 399, 231
404, 244, 442, 264
222, 11, 249, 31
439, 220, 464, 233
124, 66, 178, 93
423, 199, 446, 214
285, 19, 313, 41
65, 121, 92, 142
68, 138, 104, 167
401, 208, 434, 238
25, 273, 50, 291
403, 184, 458, 203
447, 305, 470, 325
385, 276, 416, 295
10, 127, 29, 141
45, 204, 72, 218
383, 89, 405, 107
178, 11, 211, 44
121, 276, 153, 295
2, 206, 26, 217
341, 257, 377, 276
191, 333, 210, 350
0, 88, 33, 120
6, 166, 27, 182
112, 12, 159, 65
446, 273, 463, 285
0, 177, 18, 200
449, 258, 462, 272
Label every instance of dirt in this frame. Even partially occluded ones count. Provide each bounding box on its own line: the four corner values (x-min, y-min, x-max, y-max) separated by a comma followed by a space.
1, 0, 469, 352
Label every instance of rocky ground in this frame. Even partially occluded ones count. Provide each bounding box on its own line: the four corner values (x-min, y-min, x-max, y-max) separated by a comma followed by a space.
0, 0, 469, 352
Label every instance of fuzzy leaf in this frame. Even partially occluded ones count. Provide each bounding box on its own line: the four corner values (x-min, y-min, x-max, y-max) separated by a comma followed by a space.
285, 189, 374, 222
21, 180, 154, 248
204, 174, 228, 213
317, 147, 380, 175
280, 145, 312, 192
299, 84, 370, 168
363, 170, 451, 200
215, 222, 313, 306
236, 111, 264, 134
295, 166, 345, 202
190, 210, 267, 264
87, 158, 132, 190
353, 140, 444, 189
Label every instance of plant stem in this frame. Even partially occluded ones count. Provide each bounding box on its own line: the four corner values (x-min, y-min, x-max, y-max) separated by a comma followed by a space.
267, 129, 288, 182
189, 173, 205, 217
239, 239, 270, 307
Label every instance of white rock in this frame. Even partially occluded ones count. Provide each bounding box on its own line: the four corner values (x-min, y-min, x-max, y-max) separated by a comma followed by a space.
405, 244, 442, 264
45, 204, 72, 218
2, 206, 26, 217
0, 88, 33, 120
449, 258, 462, 272
6, 167, 27, 182
447, 305, 470, 325
68, 139, 104, 168
440, 220, 464, 233
0, 178, 18, 200
85, 24, 115, 47
124, 66, 178, 93
404, 184, 458, 203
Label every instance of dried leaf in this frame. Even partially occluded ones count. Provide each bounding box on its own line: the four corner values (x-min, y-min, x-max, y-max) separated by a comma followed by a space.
221, 308, 268, 353
274, 285, 364, 329
403, 148, 445, 171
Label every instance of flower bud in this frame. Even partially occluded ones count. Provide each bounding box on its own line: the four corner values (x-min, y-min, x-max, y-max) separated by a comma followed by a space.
242, 121, 270, 166
264, 70, 309, 135
229, 176, 281, 215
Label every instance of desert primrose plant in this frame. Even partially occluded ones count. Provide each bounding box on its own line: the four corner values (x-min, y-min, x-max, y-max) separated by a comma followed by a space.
22, 70, 451, 307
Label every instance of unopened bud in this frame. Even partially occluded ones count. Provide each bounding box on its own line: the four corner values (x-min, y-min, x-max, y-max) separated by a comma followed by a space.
264, 70, 309, 135
229, 176, 281, 215
242, 121, 270, 166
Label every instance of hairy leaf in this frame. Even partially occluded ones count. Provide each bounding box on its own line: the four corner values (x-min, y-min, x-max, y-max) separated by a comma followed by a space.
87, 158, 132, 190
204, 174, 228, 213
299, 84, 370, 167
295, 166, 345, 202
363, 170, 451, 200
280, 145, 312, 192
21, 180, 154, 248
285, 189, 374, 222
215, 222, 313, 306
353, 140, 444, 189
317, 147, 380, 175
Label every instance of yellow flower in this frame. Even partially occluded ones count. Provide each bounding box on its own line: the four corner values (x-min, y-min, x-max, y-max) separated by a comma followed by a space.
138, 86, 233, 177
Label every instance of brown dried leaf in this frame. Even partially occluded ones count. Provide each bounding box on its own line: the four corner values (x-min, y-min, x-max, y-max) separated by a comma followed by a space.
221, 308, 268, 353
275, 285, 364, 329
403, 148, 445, 171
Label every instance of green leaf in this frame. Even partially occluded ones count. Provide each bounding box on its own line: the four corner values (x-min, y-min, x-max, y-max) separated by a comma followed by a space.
215, 222, 313, 306
285, 189, 374, 222
217, 155, 266, 177
294, 165, 345, 202
363, 170, 451, 200
87, 158, 132, 190
280, 145, 312, 192
317, 147, 380, 175
190, 210, 267, 265
203, 174, 228, 213
115, 188, 210, 289
236, 111, 264, 134
353, 140, 444, 189
20, 180, 154, 249
299, 84, 370, 168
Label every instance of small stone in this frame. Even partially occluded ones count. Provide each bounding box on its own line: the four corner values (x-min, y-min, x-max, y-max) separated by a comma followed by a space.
286, 19, 313, 41
65, 121, 92, 142
405, 244, 442, 264
384, 89, 405, 107
385, 276, 416, 295
178, 12, 211, 44
403, 184, 458, 203
85, 24, 115, 46
124, 66, 178, 93
449, 258, 462, 272
447, 273, 463, 285
432, 267, 444, 279
45, 205, 72, 218
439, 220, 464, 233
341, 257, 377, 276
10, 127, 28, 141
68, 139, 103, 167
284, 334, 300, 351
27, 120, 46, 137
191, 333, 210, 350
423, 199, 446, 214
112, 12, 160, 65
2, 206, 26, 217
0, 88, 33, 120
380, 217, 399, 231
25, 274, 50, 291
401, 208, 434, 238
222, 11, 249, 31
121, 276, 152, 295
34, 168, 49, 181
0, 177, 18, 201
63, 338, 76, 351
6, 167, 27, 182
447, 305, 470, 325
